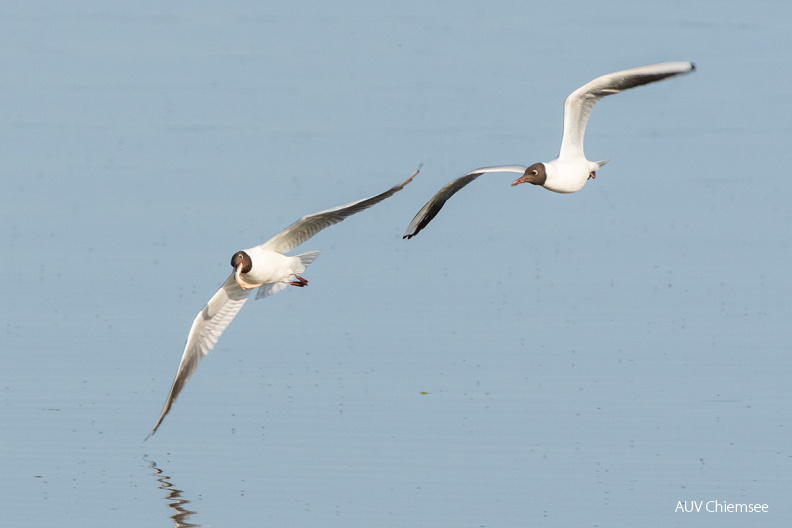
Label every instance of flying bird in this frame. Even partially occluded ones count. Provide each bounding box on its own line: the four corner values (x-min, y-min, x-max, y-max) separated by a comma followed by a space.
148, 168, 419, 437
403, 61, 695, 239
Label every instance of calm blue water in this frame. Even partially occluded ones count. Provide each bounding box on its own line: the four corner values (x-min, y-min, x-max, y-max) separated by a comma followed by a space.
2, 1, 791, 526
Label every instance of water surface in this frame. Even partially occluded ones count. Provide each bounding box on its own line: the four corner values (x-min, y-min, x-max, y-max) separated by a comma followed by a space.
1, 1, 791, 526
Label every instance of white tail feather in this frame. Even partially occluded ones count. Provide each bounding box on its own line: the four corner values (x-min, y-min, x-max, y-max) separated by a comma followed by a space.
294, 250, 321, 274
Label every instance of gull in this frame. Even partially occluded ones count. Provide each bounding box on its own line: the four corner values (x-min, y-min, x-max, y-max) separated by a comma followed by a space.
148, 168, 419, 438
403, 61, 695, 239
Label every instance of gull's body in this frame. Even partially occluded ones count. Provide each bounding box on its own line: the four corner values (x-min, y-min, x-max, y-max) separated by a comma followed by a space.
403, 61, 695, 239
148, 169, 418, 437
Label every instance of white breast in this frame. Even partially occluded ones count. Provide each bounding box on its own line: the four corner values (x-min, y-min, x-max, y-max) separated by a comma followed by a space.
240, 247, 296, 284
542, 158, 596, 193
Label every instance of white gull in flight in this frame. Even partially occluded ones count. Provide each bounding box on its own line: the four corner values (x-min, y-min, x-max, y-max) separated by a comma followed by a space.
403, 61, 695, 239
148, 168, 419, 437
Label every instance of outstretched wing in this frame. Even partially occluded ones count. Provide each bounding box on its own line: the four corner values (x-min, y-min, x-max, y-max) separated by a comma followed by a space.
258, 167, 420, 254
560, 61, 695, 159
148, 274, 250, 438
402, 165, 527, 239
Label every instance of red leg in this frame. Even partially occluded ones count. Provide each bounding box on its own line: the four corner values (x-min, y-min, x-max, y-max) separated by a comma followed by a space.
288, 274, 309, 287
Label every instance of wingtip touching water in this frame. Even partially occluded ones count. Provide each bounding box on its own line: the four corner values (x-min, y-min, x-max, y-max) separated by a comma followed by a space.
147, 166, 420, 438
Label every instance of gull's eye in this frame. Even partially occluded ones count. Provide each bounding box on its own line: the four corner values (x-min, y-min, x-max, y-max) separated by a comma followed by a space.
531, 170, 538, 175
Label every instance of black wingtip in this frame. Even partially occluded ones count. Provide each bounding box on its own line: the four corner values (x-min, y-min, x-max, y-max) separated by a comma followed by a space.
690, 62, 697, 71
144, 426, 158, 441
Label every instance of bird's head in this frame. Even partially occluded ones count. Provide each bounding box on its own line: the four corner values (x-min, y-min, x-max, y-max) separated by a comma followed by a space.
511, 163, 547, 187
230, 251, 252, 274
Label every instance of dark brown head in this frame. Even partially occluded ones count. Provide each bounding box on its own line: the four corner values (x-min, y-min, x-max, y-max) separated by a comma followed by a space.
511, 163, 547, 187
230, 251, 252, 273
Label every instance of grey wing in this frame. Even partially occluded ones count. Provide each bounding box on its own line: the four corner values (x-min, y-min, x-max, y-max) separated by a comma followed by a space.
560, 61, 695, 159
258, 167, 419, 254
402, 165, 528, 239
147, 273, 250, 438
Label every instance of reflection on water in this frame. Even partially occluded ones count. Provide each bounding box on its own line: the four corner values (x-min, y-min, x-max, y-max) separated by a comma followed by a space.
144, 456, 201, 528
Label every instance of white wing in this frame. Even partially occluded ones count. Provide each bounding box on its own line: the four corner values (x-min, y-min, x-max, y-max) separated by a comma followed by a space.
258, 168, 419, 254
148, 273, 250, 437
559, 61, 695, 159
402, 165, 527, 239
